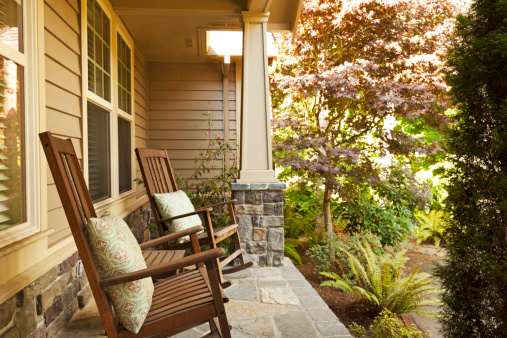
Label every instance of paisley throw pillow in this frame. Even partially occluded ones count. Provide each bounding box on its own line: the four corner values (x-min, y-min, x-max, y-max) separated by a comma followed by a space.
86, 211, 154, 334
154, 190, 202, 242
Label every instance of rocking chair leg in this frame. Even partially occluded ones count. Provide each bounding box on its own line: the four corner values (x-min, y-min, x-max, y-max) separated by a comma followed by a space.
209, 318, 218, 333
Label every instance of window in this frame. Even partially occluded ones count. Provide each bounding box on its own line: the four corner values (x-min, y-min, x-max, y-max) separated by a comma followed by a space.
87, 0, 110, 101
118, 117, 131, 194
117, 33, 131, 115
85, 0, 134, 204
87, 102, 110, 202
0, 0, 39, 243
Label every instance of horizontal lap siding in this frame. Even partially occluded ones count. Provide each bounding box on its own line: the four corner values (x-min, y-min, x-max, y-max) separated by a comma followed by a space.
134, 48, 148, 198
147, 62, 238, 184
44, 0, 82, 247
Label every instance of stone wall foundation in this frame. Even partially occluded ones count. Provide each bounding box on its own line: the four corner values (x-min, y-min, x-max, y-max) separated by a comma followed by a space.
231, 182, 286, 267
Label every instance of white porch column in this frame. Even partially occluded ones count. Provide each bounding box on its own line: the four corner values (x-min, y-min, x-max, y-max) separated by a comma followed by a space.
237, 11, 278, 183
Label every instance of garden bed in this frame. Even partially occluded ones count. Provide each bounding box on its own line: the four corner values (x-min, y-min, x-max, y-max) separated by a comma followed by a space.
294, 240, 440, 337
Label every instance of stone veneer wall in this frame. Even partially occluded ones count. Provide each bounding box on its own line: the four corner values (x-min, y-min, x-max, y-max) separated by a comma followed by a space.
231, 182, 286, 267
0, 205, 151, 338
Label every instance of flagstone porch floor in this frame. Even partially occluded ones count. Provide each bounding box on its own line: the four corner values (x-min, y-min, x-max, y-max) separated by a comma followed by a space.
58, 257, 352, 337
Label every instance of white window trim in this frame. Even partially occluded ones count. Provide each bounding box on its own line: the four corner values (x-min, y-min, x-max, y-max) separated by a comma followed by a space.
82, 0, 136, 209
0, 0, 40, 247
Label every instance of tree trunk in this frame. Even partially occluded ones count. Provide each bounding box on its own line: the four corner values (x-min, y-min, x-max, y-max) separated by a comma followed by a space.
315, 179, 324, 234
323, 183, 333, 236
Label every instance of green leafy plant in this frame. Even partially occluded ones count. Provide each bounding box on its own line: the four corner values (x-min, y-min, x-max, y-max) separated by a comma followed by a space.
284, 238, 304, 265
415, 210, 447, 247
175, 113, 238, 229
341, 164, 431, 247
332, 212, 349, 234
434, 1, 507, 335
306, 228, 327, 248
283, 205, 315, 240
307, 231, 390, 280
350, 308, 428, 338
320, 240, 440, 316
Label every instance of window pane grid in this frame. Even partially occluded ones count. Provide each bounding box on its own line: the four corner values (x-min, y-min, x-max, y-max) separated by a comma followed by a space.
117, 33, 131, 114
87, 0, 110, 101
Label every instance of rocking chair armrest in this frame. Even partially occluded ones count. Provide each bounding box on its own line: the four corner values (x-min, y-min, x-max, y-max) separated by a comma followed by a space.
139, 225, 204, 250
159, 207, 213, 223
99, 248, 226, 287
204, 199, 237, 208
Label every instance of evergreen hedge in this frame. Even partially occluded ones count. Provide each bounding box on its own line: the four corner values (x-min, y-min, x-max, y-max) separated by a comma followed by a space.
435, 0, 507, 336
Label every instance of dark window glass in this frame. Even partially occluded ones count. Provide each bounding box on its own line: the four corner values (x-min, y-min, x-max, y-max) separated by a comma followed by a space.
118, 117, 131, 194
88, 102, 110, 202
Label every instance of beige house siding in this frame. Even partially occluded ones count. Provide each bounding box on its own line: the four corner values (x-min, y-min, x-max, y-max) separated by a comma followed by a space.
134, 47, 148, 198
44, 0, 82, 247
147, 62, 237, 183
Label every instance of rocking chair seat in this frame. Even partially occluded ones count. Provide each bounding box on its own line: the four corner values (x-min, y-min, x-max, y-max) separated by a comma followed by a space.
117, 267, 229, 337
197, 224, 239, 242
142, 250, 185, 278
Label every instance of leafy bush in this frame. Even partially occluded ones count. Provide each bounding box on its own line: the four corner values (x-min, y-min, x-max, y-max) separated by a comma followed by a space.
342, 195, 413, 247
283, 205, 315, 240
284, 238, 303, 265
350, 308, 428, 338
320, 240, 440, 316
434, 1, 507, 335
415, 210, 447, 247
341, 165, 430, 247
283, 180, 324, 220
307, 231, 390, 279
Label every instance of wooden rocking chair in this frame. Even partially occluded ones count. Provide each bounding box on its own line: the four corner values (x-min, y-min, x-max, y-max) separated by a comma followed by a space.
136, 148, 253, 288
40, 132, 231, 338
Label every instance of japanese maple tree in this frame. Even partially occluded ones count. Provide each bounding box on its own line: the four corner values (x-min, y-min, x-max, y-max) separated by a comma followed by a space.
271, 0, 463, 234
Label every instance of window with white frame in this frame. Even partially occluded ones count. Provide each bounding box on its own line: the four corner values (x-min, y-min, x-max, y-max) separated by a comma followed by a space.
0, 0, 39, 244
85, 0, 134, 204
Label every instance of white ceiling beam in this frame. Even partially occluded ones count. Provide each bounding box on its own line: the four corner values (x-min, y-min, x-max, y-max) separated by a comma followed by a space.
111, 0, 245, 12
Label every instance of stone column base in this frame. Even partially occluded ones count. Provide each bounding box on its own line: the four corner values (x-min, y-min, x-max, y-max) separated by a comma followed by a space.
231, 182, 286, 267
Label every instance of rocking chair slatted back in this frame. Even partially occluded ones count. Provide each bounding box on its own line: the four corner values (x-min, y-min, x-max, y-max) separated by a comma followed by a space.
138, 149, 178, 195
39, 132, 117, 335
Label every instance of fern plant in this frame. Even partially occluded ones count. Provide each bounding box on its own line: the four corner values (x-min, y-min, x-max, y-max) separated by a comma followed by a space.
350, 308, 428, 338
284, 238, 303, 265
320, 240, 440, 316
283, 205, 315, 239
415, 210, 447, 247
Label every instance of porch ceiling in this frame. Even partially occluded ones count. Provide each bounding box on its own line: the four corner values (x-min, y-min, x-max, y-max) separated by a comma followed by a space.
111, 0, 302, 62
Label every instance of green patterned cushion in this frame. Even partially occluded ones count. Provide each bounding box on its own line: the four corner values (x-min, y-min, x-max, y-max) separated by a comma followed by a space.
86, 211, 154, 334
154, 191, 202, 242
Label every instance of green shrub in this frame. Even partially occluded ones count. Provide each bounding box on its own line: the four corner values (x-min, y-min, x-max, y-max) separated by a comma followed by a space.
340, 164, 430, 247
434, 0, 507, 335
307, 231, 390, 280
283, 205, 315, 239
350, 308, 428, 338
342, 195, 414, 247
415, 210, 447, 247
320, 240, 440, 316
284, 238, 303, 265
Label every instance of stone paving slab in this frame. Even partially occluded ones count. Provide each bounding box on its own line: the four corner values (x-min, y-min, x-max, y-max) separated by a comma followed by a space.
58, 258, 352, 337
